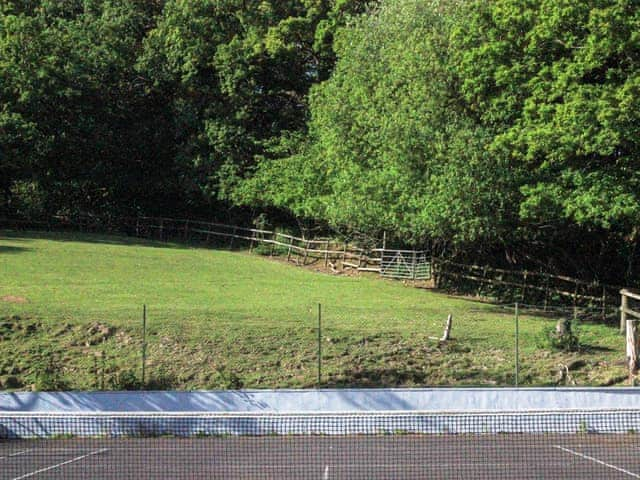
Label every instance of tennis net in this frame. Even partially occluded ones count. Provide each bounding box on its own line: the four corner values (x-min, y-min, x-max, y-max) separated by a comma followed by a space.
1, 410, 639, 479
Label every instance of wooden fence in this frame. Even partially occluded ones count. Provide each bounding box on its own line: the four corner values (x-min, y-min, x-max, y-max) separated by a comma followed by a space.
621, 289, 640, 380
435, 259, 620, 318
136, 216, 372, 270
0, 214, 622, 312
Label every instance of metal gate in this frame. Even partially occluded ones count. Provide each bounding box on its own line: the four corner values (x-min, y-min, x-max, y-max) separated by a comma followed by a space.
380, 249, 431, 280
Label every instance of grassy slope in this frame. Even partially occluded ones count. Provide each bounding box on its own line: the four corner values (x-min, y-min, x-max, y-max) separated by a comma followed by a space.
0, 230, 628, 390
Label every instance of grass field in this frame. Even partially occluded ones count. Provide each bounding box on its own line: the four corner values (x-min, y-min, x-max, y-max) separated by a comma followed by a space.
0, 230, 629, 391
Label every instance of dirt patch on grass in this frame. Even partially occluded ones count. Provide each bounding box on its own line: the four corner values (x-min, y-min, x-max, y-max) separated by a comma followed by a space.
1, 295, 27, 303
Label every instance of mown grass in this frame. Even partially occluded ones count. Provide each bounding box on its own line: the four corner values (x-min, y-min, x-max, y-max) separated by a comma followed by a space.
0, 230, 629, 391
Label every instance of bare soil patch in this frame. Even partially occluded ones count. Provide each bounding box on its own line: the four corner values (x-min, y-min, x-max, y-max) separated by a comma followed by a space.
1, 295, 27, 303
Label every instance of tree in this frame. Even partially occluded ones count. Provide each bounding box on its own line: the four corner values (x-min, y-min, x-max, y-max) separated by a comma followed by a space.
456, 0, 640, 232
0, 0, 170, 218
242, 0, 516, 246
139, 0, 369, 210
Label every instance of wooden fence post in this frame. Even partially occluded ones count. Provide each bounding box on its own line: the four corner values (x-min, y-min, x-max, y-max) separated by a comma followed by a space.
229, 227, 237, 250
411, 250, 417, 281
622, 291, 628, 334
303, 240, 309, 265
287, 237, 293, 262
627, 317, 639, 382
543, 274, 550, 312
521, 271, 528, 302
269, 231, 276, 257
342, 244, 347, 269
324, 241, 330, 268
477, 266, 488, 298
432, 257, 439, 288
183, 220, 190, 241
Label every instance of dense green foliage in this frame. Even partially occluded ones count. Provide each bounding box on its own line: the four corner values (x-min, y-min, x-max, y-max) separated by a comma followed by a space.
0, 0, 366, 218
241, 0, 515, 246
2, 0, 640, 282
242, 0, 640, 280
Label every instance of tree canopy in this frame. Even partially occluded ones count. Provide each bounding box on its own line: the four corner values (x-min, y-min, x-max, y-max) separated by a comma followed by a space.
2, 0, 640, 281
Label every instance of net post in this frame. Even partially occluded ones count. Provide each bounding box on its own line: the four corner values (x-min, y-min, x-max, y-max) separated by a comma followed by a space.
515, 302, 519, 387
318, 303, 322, 387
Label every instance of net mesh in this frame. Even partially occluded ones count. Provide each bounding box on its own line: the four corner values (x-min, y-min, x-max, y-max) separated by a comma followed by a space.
1, 410, 640, 479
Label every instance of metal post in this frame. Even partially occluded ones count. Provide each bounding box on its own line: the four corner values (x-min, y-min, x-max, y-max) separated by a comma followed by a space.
93, 354, 98, 390
142, 305, 147, 389
318, 303, 322, 387
101, 346, 105, 391
515, 302, 519, 387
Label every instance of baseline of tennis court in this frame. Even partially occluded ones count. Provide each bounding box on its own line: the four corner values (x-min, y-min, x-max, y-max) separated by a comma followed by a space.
2, 435, 639, 479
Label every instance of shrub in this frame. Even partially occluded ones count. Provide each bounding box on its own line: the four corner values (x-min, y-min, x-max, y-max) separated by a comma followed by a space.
33, 353, 70, 391
537, 319, 580, 352
206, 366, 244, 390
108, 369, 142, 391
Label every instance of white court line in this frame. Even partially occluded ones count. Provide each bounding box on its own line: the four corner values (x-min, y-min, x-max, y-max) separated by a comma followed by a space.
0, 450, 30, 460
10, 448, 108, 480
555, 446, 640, 478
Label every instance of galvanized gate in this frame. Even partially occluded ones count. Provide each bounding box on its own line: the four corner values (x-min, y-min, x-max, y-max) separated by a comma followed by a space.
380, 249, 431, 280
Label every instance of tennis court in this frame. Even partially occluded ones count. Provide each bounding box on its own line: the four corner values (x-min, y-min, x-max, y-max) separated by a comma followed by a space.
2, 410, 640, 479
2, 435, 640, 479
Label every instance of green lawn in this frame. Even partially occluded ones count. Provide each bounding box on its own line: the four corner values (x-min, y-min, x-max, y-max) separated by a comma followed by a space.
0, 230, 628, 391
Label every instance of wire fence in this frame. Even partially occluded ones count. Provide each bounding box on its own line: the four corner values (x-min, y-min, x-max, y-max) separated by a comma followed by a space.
0, 300, 629, 392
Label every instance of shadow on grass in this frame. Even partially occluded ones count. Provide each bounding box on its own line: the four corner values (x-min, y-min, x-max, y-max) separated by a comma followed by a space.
319, 365, 519, 388
321, 367, 430, 388
579, 344, 615, 353
0, 245, 31, 254
0, 230, 194, 251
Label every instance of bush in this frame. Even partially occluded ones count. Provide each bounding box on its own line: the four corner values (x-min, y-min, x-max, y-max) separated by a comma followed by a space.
10, 181, 48, 220
537, 319, 580, 352
108, 369, 142, 391
146, 366, 177, 390
33, 353, 70, 391
206, 366, 243, 390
